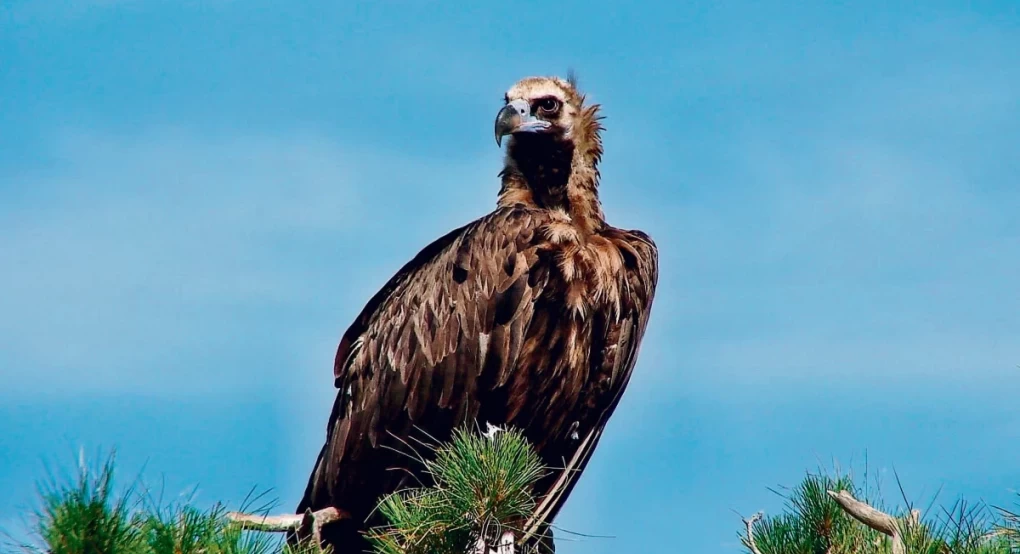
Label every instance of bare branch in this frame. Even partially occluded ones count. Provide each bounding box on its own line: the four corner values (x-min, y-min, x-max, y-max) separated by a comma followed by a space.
826, 490, 905, 554
226, 512, 306, 532
740, 511, 764, 554
227, 507, 346, 547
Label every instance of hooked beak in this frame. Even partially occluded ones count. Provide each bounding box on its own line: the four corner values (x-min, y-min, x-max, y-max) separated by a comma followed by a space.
495, 99, 552, 146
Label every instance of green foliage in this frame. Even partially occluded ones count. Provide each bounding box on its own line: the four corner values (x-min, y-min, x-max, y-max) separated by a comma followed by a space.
11, 450, 323, 554
21, 434, 1020, 554
10, 428, 545, 554
30, 452, 143, 554
138, 502, 277, 554
742, 468, 1018, 554
365, 427, 547, 554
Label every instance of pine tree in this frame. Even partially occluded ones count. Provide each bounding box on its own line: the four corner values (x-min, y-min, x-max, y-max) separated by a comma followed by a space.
739, 468, 1019, 554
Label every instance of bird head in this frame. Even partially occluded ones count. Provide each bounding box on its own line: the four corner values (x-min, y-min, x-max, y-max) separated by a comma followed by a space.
494, 75, 605, 226
494, 76, 587, 148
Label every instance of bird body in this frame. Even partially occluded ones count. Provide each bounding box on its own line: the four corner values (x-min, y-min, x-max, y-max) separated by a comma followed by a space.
298, 75, 657, 553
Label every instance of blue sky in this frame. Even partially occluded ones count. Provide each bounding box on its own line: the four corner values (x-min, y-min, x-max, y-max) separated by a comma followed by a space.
1, 1, 1019, 552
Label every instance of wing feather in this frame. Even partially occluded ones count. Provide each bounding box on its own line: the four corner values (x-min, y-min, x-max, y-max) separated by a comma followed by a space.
527, 226, 658, 528
320, 207, 553, 489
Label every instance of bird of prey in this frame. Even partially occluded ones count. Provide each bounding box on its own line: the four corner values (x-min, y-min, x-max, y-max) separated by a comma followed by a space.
297, 75, 658, 553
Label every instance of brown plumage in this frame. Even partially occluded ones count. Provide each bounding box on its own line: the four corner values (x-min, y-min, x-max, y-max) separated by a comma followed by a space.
297, 75, 658, 553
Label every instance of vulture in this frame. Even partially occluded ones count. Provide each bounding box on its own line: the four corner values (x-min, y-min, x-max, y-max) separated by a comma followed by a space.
297, 75, 658, 553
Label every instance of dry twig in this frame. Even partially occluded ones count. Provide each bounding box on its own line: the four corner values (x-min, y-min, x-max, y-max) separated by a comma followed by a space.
226, 507, 346, 547
826, 490, 906, 554
740, 511, 764, 554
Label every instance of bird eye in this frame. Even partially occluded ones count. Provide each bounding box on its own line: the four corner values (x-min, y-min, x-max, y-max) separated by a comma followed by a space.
535, 97, 561, 116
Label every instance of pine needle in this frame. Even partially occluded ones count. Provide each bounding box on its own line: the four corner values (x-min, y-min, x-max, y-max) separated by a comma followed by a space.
365, 426, 546, 554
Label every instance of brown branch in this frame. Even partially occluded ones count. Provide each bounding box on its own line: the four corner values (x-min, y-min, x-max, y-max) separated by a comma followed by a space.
826, 490, 906, 554
740, 511, 764, 554
226, 507, 346, 547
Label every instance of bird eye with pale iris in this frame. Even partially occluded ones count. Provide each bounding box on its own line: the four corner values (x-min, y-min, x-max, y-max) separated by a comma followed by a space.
535, 97, 561, 117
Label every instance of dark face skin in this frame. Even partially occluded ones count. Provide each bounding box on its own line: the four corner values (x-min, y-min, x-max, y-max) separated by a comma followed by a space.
494, 76, 579, 146
494, 77, 587, 197
494, 95, 565, 147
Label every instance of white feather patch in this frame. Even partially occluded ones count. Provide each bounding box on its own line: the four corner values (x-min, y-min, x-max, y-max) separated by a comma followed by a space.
478, 332, 490, 366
